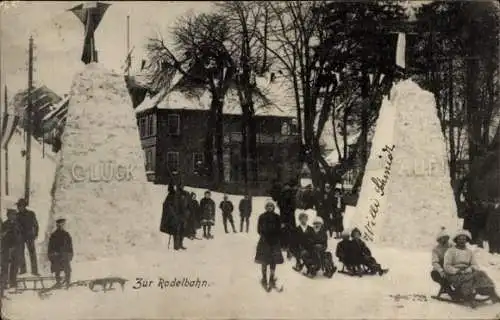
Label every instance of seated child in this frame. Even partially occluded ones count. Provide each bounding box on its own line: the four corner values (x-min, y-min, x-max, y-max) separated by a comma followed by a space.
302, 217, 329, 276
336, 229, 357, 272
291, 212, 314, 271
431, 227, 454, 297
350, 228, 388, 276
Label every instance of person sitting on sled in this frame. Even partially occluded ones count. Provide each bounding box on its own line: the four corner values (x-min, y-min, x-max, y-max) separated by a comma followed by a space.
350, 228, 388, 276
302, 217, 330, 276
430, 227, 453, 297
291, 212, 314, 272
336, 229, 357, 272
443, 229, 500, 308
255, 201, 283, 290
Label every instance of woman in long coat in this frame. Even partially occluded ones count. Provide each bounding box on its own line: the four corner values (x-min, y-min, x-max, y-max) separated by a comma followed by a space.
444, 229, 500, 308
187, 192, 201, 239
160, 185, 186, 250
255, 201, 283, 289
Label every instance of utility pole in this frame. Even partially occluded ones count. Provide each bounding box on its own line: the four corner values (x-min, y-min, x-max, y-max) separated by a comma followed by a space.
24, 36, 34, 204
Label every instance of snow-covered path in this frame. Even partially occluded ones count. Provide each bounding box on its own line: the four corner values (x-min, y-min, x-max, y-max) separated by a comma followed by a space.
4, 190, 500, 319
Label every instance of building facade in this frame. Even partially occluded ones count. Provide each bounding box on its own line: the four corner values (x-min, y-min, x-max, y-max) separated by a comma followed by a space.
136, 107, 301, 193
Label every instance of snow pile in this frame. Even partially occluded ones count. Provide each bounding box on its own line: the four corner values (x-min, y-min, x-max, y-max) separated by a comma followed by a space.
41, 64, 160, 266
352, 80, 458, 250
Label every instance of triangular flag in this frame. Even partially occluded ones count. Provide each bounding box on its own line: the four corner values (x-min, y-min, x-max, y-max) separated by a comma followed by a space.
395, 32, 406, 69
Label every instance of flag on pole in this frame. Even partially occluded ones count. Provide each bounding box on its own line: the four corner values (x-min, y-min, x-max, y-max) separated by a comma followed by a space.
69, 2, 111, 64
395, 32, 406, 69
1, 113, 20, 149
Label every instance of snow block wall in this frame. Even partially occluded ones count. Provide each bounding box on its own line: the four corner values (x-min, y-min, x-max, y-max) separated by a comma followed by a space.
41, 64, 160, 265
352, 80, 458, 250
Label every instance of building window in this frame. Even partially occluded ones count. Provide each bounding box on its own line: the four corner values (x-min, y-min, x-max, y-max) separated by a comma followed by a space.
138, 114, 157, 138
167, 114, 180, 135
167, 151, 180, 173
144, 146, 156, 172
193, 152, 204, 173
138, 117, 147, 137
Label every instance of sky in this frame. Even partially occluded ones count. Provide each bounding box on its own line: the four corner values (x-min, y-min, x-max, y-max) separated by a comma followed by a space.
0, 1, 427, 99
0, 1, 214, 98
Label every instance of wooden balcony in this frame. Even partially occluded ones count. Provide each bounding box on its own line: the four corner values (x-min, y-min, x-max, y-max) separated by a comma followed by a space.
224, 132, 300, 145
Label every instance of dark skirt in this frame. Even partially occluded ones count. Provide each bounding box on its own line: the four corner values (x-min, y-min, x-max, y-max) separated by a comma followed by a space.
447, 270, 495, 298
255, 238, 284, 265
331, 215, 344, 232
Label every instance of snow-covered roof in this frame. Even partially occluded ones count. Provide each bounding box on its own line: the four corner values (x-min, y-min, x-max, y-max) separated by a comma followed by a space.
135, 74, 296, 118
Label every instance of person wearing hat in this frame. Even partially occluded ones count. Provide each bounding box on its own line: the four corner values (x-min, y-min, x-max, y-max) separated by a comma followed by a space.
350, 227, 388, 276
290, 212, 314, 272
302, 216, 332, 277
48, 218, 73, 288
443, 229, 500, 307
331, 187, 346, 239
1, 209, 23, 289
255, 201, 283, 290
219, 194, 237, 234
430, 227, 453, 297
200, 190, 216, 239
238, 194, 252, 233
16, 198, 40, 276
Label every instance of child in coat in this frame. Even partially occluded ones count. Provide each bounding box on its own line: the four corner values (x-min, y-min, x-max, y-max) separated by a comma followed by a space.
336, 230, 356, 272
351, 228, 388, 275
200, 191, 216, 239
291, 212, 314, 272
255, 201, 283, 289
220, 194, 236, 234
302, 216, 329, 276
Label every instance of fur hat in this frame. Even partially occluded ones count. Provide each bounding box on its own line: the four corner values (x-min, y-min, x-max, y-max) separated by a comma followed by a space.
265, 200, 275, 209
453, 229, 472, 242
436, 227, 450, 242
56, 218, 66, 224
312, 216, 324, 225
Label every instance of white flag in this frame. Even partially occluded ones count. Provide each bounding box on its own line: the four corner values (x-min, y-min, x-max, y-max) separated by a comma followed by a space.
396, 32, 406, 69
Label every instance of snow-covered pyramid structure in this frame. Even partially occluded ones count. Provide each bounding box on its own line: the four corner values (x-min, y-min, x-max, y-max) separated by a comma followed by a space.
350, 80, 458, 249
42, 64, 159, 264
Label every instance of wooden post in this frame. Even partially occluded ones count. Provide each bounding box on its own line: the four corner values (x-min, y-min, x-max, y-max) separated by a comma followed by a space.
24, 36, 34, 204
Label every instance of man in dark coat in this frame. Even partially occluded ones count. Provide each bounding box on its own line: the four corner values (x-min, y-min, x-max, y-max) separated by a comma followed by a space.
16, 198, 39, 275
278, 184, 296, 253
239, 194, 252, 233
332, 187, 346, 238
220, 194, 237, 234
160, 185, 187, 250
316, 183, 335, 238
200, 191, 216, 239
48, 218, 73, 288
1, 209, 22, 289
186, 192, 201, 240
486, 200, 500, 254
175, 184, 190, 249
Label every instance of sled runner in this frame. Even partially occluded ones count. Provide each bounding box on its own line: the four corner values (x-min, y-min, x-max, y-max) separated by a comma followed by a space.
430, 295, 491, 308
338, 264, 388, 277
15, 276, 56, 292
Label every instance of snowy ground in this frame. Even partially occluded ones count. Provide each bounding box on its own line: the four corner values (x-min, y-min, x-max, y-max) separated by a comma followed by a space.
3, 187, 500, 320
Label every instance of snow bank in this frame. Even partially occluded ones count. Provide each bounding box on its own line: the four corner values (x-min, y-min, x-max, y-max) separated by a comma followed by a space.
352, 80, 458, 250
41, 64, 160, 266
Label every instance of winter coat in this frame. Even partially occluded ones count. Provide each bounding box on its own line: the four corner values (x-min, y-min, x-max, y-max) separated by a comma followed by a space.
219, 200, 234, 215
350, 238, 373, 265
336, 239, 354, 264
200, 198, 216, 225
255, 211, 284, 265
160, 191, 186, 235
48, 228, 73, 273
278, 188, 296, 225
239, 198, 252, 217
1, 219, 23, 250
188, 199, 201, 230
332, 194, 346, 216
290, 225, 314, 256
17, 209, 39, 240
307, 228, 328, 252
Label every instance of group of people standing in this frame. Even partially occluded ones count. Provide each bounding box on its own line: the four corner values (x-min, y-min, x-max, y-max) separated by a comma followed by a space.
430, 227, 500, 308
270, 180, 346, 259
159, 184, 253, 250
1, 198, 73, 290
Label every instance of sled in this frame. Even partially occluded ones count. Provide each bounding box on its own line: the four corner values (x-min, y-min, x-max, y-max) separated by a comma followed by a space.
14, 276, 57, 293
430, 295, 491, 308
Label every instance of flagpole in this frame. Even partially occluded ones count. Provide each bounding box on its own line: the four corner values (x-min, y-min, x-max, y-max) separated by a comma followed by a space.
4, 86, 9, 196
126, 15, 130, 76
